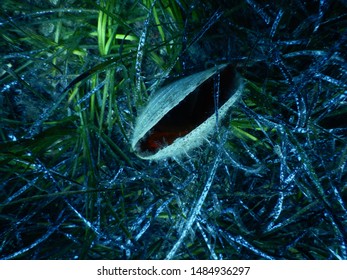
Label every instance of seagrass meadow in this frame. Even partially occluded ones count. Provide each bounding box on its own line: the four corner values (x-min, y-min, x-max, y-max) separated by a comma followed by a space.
0, 0, 346, 260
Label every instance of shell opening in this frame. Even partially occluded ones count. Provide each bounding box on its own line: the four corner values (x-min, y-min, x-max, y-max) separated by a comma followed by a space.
137, 65, 238, 156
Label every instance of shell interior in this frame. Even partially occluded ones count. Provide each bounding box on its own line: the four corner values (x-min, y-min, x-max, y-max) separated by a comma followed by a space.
131, 64, 244, 160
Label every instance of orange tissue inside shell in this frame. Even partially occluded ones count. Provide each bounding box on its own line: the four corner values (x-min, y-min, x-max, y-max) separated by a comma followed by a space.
139, 125, 191, 153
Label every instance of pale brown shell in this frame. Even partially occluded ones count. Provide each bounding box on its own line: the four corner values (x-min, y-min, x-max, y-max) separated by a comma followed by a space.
131, 64, 244, 160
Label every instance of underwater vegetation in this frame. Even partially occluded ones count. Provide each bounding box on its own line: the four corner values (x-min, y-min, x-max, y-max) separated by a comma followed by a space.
0, 0, 346, 259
